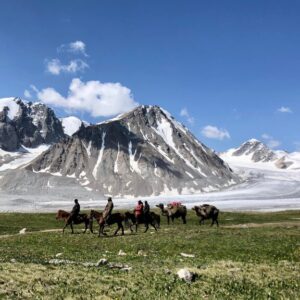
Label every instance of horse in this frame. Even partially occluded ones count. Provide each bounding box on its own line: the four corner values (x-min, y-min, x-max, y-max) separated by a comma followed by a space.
56, 209, 90, 234
89, 210, 125, 237
124, 211, 160, 233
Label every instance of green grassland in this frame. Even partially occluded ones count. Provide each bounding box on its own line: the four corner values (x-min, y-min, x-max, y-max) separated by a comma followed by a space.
0, 210, 299, 299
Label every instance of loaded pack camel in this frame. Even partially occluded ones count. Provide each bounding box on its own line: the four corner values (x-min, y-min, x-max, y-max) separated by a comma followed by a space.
156, 203, 187, 224
56, 209, 90, 234
124, 211, 160, 233
192, 204, 219, 227
89, 210, 125, 237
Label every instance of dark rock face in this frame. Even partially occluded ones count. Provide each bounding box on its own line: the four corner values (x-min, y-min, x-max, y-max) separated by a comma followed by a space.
27, 105, 239, 197
0, 98, 66, 151
232, 139, 277, 162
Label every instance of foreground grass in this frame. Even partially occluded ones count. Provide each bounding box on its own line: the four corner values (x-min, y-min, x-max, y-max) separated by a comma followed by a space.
0, 210, 299, 299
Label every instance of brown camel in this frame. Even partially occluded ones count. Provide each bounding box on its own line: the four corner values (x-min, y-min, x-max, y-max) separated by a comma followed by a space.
192, 204, 219, 226
156, 203, 187, 224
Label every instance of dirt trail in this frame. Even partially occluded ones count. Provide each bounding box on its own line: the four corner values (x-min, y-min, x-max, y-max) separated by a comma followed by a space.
224, 221, 300, 229
0, 228, 62, 239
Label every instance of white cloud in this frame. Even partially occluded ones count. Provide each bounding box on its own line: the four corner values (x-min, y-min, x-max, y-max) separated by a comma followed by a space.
180, 108, 194, 125
46, 59, 89, 75
261, 133, 281, 149
201, 125, 230, 140
24, 89, 31, 99
58, 40, 88, 56
261, 133, 272, 140
278, 106, 292, 113
36, 78, 138, 117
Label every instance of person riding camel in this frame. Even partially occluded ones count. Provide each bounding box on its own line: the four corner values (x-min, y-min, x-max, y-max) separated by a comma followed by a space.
70, 199, 80, 222
134, 200, 144, 222
101, 197, 114, 225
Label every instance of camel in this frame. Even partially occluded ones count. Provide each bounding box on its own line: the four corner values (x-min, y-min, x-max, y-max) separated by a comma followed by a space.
156, 203, 187, 224
56, 210, 89, 234
192, 204, 219, 226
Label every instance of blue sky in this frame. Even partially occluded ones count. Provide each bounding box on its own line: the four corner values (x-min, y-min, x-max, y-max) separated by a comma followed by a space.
0, 0, 299, 152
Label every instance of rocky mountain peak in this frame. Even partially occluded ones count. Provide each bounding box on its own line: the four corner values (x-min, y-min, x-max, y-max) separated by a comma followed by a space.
0, 97, 66, 151
232, 139, 277, 162
27, 104, 239, 197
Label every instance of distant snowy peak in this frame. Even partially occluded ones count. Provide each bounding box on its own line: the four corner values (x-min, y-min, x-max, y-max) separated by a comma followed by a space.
0, 97, 22, 120
221, 139, 300, 170
61, 116, 89, 136
232, 139, 277, 162
0, 97, 65, 151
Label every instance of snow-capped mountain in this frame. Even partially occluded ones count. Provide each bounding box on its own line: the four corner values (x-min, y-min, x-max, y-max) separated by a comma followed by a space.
221, 139, 300, 170
226, 139, 277, 163
61, 116, 89, 136
0, 97, 65, 151
26, 105, 239, 197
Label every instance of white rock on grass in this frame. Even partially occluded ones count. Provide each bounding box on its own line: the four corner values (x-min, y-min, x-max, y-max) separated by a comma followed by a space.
49, 259, 75, 265
96, 258, 108, 266
55, 253, 63, 257
180, 253, 195, 258
137, 250, 147, 256
177, 268, 196, 283
118, 250, 127, 256
19, 228, 26, 234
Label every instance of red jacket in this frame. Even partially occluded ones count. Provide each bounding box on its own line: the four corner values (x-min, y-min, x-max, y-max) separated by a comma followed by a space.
134, 204, 143, 217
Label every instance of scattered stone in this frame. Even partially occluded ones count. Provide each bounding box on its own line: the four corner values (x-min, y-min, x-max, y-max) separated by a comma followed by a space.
55, 253, 63, 257
96, 258, 108, 266
118, 250, 127, 256
48, 259, 75, 265
108, 262, 131, 270
47, 258, 131, 271
177, 268, 196, 283
19, 228, 26, 234
137, 250, 147, 256
121, 266, 132, 272
82, 262, 97, 267
180, 253, 195, 258
10, 259, 16, 263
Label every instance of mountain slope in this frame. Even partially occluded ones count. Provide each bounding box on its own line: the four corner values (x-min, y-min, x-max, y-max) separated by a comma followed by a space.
26, 105, 239, 197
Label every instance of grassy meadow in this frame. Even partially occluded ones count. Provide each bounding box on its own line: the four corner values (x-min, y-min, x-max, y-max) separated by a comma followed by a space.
0, 210, 299, 299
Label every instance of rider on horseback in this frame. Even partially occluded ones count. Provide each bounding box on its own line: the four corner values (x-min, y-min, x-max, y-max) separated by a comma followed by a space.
101, 197, 114, 225
134, 200, 144, 223
70, 199, 80, 223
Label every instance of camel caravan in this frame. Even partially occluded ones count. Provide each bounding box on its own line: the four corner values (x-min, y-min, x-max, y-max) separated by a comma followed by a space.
56, 198, 220, 236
